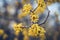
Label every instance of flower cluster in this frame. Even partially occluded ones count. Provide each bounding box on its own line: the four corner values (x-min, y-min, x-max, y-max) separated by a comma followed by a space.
15, 0, 47, 40
13, 23, 23, 36
13, 23, 29, 40
34, 0, 46, 13
18, 4, 32, 18
28, 24, 46, 37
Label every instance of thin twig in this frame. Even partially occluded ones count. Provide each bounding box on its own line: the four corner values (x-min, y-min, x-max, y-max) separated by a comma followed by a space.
39, 10, 50, 25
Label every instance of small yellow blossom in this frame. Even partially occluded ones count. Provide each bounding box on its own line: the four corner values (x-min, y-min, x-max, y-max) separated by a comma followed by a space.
22, 0, 30, 5
13, 23, 23, 32
23, 36, 29, 40
14, 31, 20, 36
34, 0, 46, 14
22, 27, 29, 40
23, 4, 32, 11
46, 0, 53, 5
14, 37, 18, 40
0, 29, 4, 36
46, 0, 60, 5
3, 34, 8, 39
28, 24, 39, 36
19, 4, 32, 18
13, 23, 24, 36
30, 13, 39, 23
23, 28, 28, 36
37, 0, 44, 4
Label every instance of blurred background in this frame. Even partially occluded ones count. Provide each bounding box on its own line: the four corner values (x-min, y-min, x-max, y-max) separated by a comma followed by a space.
0, 0, 60, 40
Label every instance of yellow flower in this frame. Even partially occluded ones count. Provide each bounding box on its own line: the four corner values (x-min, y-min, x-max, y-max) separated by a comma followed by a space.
22, 0, 26, 5
40, 3, 46, 12
30, 13, 39, 23
14, 31, 20, 36
28, 27, 35, 36
23, 36, 29, 40
23, 29, 29, 40
28, 30, 35, 36
0, 29, 4, 36
37, 26, 46, 34
34, 0, 46, 14
23, 4, 32, 11
18, 4, 32, 18
3, 34, 8, 39
23, 28, 28, 36
14, 37, 18, 40
37, 26, 46, 39
28, 24, 46, 37
13, 23, 23, 35
34, 4, 46, 14
37, 0, 44, 4
28, 24, 39, 36
46, 0, 59, 5
22, 0, 30, 5
31, 24, 39, 28
13, 23, 17, 31
46, 0, 53, 5
13, 23, 20, 32
18, 11, 29, 18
